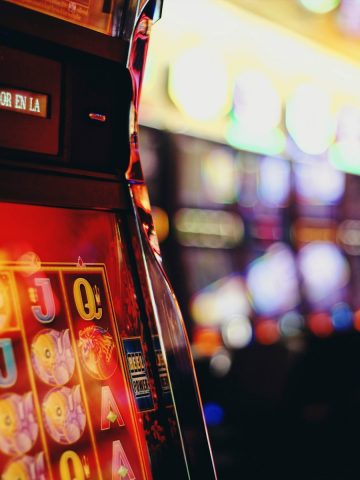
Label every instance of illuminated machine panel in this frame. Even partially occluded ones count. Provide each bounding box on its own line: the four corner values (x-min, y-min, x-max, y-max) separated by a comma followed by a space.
4, 0, 124, 35
0, 203, 154, 480
0, 87, 48, 118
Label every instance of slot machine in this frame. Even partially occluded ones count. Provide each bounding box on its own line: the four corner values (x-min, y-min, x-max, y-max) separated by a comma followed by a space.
0, 1, 217, 478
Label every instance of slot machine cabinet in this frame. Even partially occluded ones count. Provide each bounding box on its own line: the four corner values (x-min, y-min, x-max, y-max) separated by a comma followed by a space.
0, 1, 217, 479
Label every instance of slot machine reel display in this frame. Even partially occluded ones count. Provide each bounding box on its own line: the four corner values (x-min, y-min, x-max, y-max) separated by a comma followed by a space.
0, 1, 216, 479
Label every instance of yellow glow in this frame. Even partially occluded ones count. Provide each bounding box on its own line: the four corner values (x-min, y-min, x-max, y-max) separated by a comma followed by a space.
174, 208, 244, 248
233, 70, 282, 131
142, 0, 360, 147
202, 148, 237, 204
0, 278, 12, 331
152, 206, 170, 243
190, 275, 250, 327
168, 46, 231, 121
17, 252, 41, 276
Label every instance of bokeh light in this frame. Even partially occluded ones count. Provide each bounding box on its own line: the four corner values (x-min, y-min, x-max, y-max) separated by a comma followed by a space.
255, 320, 280, 345
247, 243, 300, 316
279, 311, 305, 337
203, 402, 225, 427
168, 46, 231, 121
298, 242, 350, 307
233, 70, 282, 133
226, 117, 286, 156
308, 312, 334, 337
331, 302, 353, 330
338, 220, 360, 255
191, 274, 250, 327
201, 148, 237, 204
294, 160, 345, 205
210, 349, 232, 377
221, 315, 252, 349
152, 206, 170, 243
174, 208, 244, 248
338, 0, 360, 36
192, 328, 222, 357
329, 140, 360, 176
299, 0, 340, 14
329, 104, 360, 175
226, 69, 285, 156
258, 156, 291, 207
336, 104, 360, 141
286, 84, 336, 155
353, 309, 360, 331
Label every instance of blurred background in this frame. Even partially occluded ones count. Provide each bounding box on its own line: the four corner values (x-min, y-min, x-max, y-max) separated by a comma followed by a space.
139, 1, 360, 478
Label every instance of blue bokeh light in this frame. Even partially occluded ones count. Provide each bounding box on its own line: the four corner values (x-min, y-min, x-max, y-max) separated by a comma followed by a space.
203, 402, 225, 426
331, 302, 353, 331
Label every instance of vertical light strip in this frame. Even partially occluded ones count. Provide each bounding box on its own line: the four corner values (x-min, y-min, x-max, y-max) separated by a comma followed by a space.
59, 268, 104, 480
9, 267, 54, 480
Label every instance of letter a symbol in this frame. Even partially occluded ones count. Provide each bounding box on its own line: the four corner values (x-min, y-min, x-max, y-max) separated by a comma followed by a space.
0, 338, 17, 387
101, 386, 125, 430
112, 440, 136, 480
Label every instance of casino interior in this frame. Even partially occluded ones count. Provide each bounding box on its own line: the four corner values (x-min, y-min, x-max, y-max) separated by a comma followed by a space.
2, 0, 360, 478
139, 0, 360, 478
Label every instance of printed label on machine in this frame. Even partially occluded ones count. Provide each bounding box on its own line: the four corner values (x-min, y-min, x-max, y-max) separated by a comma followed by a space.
0, 87, 48, 118
122, 338, 154, 412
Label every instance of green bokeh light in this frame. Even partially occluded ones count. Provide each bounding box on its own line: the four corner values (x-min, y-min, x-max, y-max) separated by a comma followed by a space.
299, 0, 341, 14
329, 141, 360, 175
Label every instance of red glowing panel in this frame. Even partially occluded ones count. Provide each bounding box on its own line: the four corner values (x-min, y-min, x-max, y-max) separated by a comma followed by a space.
5, 0, 120, 35
0, 203, 152, 479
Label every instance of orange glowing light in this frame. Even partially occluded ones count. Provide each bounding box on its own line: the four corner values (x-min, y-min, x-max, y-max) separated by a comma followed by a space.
152, 206, 169, 243
192, 328, 222, 357
292, 219, 337, 246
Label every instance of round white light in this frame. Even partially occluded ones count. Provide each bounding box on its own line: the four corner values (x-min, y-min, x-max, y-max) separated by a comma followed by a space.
222, 316, 252, 349
286, 83, 336, 155
233, 70, 282, 133
210, 350, 232, 377
298, 242, 350, 306
168, 46, 231, 121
